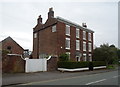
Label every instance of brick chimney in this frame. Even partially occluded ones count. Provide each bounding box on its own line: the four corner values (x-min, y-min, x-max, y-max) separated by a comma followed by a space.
48, 7, 54, 19
82, 23, 87, 28
37, 15, 42, 24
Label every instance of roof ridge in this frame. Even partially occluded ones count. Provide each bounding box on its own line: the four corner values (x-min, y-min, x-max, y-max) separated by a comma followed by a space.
1, 36, 24, 50
56, 16, 94, 33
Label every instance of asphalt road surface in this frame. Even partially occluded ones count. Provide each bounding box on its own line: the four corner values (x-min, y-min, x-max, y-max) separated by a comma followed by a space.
20, 70, 119, 85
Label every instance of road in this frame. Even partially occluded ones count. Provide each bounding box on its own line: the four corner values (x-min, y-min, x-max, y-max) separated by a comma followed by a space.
19, 70, 119, 85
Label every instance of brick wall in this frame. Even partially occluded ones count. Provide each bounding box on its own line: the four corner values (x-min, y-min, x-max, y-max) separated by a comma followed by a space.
70, 26, 76, 61
56, 21, 94, 61
57, 21, 66, 56
33, 18, 57, 58
47, 56, 58, 71
1, 37, 25, 73
2, 37, 24, 54
2, 55, 25, 73
38, 26, 58, 56
32, 9, 94, 61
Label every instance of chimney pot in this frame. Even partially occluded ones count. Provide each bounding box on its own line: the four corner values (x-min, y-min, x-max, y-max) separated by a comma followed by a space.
82, 23, 87, 28
48, 7, 54, 19
37, 15, 42, 24
49, 7, 53, 11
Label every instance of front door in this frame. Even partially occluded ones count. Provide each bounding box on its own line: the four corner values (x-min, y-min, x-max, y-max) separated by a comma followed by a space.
76, 56, 80, 61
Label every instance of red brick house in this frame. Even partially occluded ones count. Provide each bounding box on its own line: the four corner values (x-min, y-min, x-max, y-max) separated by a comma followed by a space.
1, 36, 24, 54
1, 36, 25, 73
33, 8, 94, 62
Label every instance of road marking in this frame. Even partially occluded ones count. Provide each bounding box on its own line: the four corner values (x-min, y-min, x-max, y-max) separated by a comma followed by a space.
112, 75, 120, 78
112, 76, 118, 78
20, 71, 118, 85
85, 79, 106, 85
20, 73, 99, 85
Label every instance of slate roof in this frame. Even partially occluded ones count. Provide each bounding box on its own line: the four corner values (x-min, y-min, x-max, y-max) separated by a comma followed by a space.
56, 16, 94, 33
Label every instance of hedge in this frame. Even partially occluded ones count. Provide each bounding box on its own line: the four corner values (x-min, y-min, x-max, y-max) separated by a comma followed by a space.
118, 62, 120, 66
57, 61, 89, 69
57, 61, 106, 69
92, 61, 106, 67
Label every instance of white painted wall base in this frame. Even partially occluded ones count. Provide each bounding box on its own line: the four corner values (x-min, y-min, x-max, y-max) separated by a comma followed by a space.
93, 66, 106, 69
58, 67, 89, 72
58, 66, 106, 72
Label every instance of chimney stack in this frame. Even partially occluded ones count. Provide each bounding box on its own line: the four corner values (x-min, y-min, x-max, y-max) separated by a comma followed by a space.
37, 15, 42, 24
82, 23, 87, 28
48, 7, 54, 19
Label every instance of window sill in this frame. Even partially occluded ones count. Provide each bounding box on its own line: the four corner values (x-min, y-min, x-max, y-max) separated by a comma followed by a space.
66, 34, 70, 36
76, 37, 79, 38
65, 48, 70, 50
88, 40, 92, 41
83, 39, 86, 40
76, 49, 80, 51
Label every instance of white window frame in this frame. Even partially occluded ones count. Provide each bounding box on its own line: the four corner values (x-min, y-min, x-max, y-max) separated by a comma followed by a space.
52, 25, 56, 32
83, 41, 86, 51
65, 38, 70, 49
89, 54, 92, 61
76, 40, 80, 50
66, 52, 70, 60
88, 43, 92, 52
34, 33, 37, 38
83, 31, 86, 40
66, 25, 70, 36
76, 28, 79, 38
88, 33, 91, 41
83, 54, 87, 61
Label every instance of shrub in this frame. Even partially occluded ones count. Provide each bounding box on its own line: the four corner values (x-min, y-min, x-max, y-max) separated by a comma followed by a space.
106, 65, 115, 69
57, 61, 89, 69
59, 54, 69, 61
58, 61, 106, 69
92, 61, 106, 67
118, 62, 120, 66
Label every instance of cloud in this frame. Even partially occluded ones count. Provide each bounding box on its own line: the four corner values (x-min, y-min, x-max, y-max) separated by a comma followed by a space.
0, 1, 118, 50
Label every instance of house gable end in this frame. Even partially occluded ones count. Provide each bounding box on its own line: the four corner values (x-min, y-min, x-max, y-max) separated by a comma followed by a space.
1, 36, 24, 51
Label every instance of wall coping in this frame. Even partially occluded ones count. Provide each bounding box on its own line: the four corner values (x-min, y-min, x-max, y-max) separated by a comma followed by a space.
58, 66, 106, 72
58, 67, 89, 72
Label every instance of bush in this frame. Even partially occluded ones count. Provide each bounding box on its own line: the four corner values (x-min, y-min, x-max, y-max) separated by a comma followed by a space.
59, 54, 69, 61
58, 61, 106, 69
92, 61, 106, 67
57, 61, 89, 69
118, 62, 120, 66
106, 65, 115, 69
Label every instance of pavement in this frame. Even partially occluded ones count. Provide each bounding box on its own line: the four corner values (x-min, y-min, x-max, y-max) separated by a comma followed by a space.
2, 68, 118, 86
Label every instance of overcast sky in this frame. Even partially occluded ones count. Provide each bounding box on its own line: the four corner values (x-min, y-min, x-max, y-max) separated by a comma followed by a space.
0, 0, 119, 51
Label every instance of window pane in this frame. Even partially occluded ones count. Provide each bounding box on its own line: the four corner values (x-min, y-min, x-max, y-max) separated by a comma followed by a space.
66, 38, 70, 49
83, 31, 86, 40
66, 25, 70, 35
89, 54, 92, 61
88, 33, 91, 41
88, 43, 92, 52
83, 42, 86, 51
83, 54, 87, 61
66, 52, 70, 60
52, 25, 56, 32
76, 28, 79, 38
76, 40, 80, 50
34, 33, 37, 38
